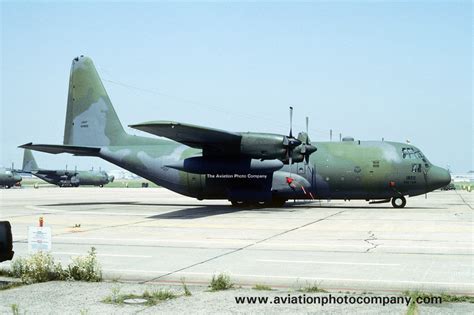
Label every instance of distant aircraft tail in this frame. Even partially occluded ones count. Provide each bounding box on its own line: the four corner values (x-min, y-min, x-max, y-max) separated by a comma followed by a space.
63, 56, 129, 146
22, 149, 39, 172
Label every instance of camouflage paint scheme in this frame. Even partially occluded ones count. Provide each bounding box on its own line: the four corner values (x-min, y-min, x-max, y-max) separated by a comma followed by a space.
20, 56, 451, 207
22, 149, 113, 187
0, 168, 22, 188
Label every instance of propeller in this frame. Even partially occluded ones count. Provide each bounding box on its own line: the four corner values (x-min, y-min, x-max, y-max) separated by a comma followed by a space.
283, 107, 302, 166
296, 117, 317, 164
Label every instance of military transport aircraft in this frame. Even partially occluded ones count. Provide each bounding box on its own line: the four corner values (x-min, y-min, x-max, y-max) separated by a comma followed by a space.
21, 149, 114, 187
20, 56, 451, 208
0, 167, 22, 189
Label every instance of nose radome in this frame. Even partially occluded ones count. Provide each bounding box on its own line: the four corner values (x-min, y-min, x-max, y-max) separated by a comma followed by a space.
427, 166, 451, 190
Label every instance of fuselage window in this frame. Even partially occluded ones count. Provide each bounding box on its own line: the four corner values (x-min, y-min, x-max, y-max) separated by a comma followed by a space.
372, 161, 380, 168
412, 164, 421, 173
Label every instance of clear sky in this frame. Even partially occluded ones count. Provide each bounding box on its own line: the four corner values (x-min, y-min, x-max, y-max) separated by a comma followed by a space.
1, 1, 472, 173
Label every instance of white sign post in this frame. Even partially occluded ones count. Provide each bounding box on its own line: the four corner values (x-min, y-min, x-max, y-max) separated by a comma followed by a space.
28, 226, 52, 253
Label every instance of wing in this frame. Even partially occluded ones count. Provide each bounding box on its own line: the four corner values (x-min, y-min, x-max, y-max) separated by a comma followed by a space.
129, 121, 242, 156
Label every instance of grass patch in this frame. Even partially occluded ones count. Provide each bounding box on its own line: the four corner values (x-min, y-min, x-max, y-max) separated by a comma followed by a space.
11, 251, 66, 284
404, 290, 474, 305
67, 247, 102, 282
103, 288, 177, 306
0, 282, 23, 291
0, 268, 14, 277
297, 282, 328, 293
439, 293, 474, 303
403, 290, 474, 315
11, 304, 21, 315
252, 284, 273, 291
181, 278, 192, 296
8, 247, 102, 284
403, 291, 423, 315
208, 273, 234, 291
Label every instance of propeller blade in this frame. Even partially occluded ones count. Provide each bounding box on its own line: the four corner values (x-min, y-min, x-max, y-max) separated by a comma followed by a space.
305, 116, 309, 144
289, 106, 293, 138
306, 117, 311, 145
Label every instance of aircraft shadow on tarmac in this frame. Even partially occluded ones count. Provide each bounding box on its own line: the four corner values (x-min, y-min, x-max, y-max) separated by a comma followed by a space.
39, 201, 438, 220
40, 202, 298, 219
147, 205, 302, 219
41, 201, 193, 207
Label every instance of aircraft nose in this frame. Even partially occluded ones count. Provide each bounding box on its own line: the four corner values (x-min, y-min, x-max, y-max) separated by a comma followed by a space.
14, 175, 22, 182
426, 166, 451, 190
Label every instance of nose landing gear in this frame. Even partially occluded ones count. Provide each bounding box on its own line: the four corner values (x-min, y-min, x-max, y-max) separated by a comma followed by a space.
391, 196, 406, 208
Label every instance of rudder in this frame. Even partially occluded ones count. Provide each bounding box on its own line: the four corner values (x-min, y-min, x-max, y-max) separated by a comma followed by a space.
22, 149, 39, 171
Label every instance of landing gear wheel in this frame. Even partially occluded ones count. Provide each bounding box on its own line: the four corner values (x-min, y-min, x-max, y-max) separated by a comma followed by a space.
230, 200, 250, 208
391, 196, 406, 208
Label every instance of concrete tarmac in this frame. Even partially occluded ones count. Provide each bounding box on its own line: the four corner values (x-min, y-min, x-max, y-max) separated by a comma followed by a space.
1, 188, 472, 295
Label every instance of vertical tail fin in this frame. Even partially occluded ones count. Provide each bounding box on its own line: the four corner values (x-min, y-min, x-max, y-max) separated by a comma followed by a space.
22, 149, 39, 171
63, 56, 129, 146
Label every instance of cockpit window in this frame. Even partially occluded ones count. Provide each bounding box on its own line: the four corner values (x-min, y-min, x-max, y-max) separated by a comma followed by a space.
402, 147, 416, 159
403, 148, 423, 159
402, 147, 431, 168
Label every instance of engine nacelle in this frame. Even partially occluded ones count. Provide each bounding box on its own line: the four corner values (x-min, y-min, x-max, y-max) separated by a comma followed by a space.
239, 133, 289, 160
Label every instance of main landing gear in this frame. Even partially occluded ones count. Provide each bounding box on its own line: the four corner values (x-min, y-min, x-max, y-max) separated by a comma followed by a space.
391, 196, 406, 208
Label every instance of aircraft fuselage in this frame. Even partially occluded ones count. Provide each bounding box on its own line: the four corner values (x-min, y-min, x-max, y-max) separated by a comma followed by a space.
98, 139, 450, 202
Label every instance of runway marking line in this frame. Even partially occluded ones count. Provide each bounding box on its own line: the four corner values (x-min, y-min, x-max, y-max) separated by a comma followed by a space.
52, 252, 152, 258
256, 259, 400, 266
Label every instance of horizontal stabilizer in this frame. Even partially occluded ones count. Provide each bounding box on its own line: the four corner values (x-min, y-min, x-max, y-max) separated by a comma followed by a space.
19, 143, 100, 156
